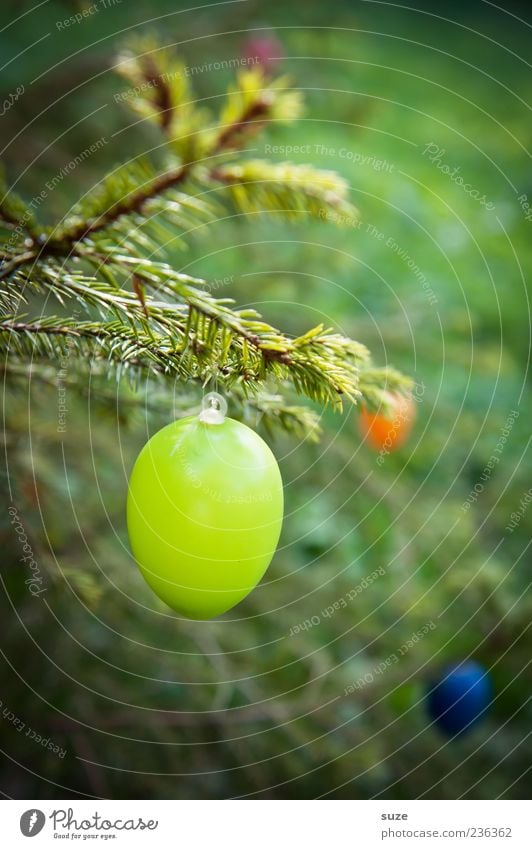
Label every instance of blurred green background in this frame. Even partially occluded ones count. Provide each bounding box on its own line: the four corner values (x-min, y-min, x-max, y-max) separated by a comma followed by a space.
0, 0, 531, 799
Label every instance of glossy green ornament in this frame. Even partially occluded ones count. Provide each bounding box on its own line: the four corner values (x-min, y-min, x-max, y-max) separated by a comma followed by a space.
127, 394, 284, 619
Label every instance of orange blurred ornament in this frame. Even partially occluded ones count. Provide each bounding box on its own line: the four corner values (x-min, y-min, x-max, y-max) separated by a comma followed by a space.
359, 392, 415, 452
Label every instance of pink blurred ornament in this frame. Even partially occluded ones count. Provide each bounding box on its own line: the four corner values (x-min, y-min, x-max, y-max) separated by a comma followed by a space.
242, 34, 283, 74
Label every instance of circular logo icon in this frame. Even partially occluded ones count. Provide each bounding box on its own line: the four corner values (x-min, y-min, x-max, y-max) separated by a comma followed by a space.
20, 810, 46, 837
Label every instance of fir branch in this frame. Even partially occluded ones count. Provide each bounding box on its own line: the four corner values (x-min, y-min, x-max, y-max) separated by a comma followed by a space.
208, 159, 358, 221
357, 365, 414, 409
0, 288, 369, 409
0, 250, 38, 282
2, 357, 323, 442
215, 92, 272, 150
125, 52, 174, 132
232, 388, 323, 442
216, 68, 303, 151
0, 203, 27, 232
115, 36, 195, 137
0, 167, 38, 236
41, 70, 302, 251
0, 38, 412, 437
47, 160, 201, 246
4, 248, 408, 413
0, 66, 336, 275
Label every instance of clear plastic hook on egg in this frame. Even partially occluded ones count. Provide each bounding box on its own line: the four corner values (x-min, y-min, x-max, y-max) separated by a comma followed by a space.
198, 391, 228, 425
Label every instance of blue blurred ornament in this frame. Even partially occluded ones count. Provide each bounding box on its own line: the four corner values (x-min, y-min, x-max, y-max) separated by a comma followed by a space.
426, 661, 492, 735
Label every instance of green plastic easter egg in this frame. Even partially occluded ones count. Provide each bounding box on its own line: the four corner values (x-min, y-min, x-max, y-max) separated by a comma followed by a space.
127, 413, 283, 619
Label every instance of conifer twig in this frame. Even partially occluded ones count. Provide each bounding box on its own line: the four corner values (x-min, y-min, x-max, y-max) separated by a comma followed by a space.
0, 40, 412, 440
